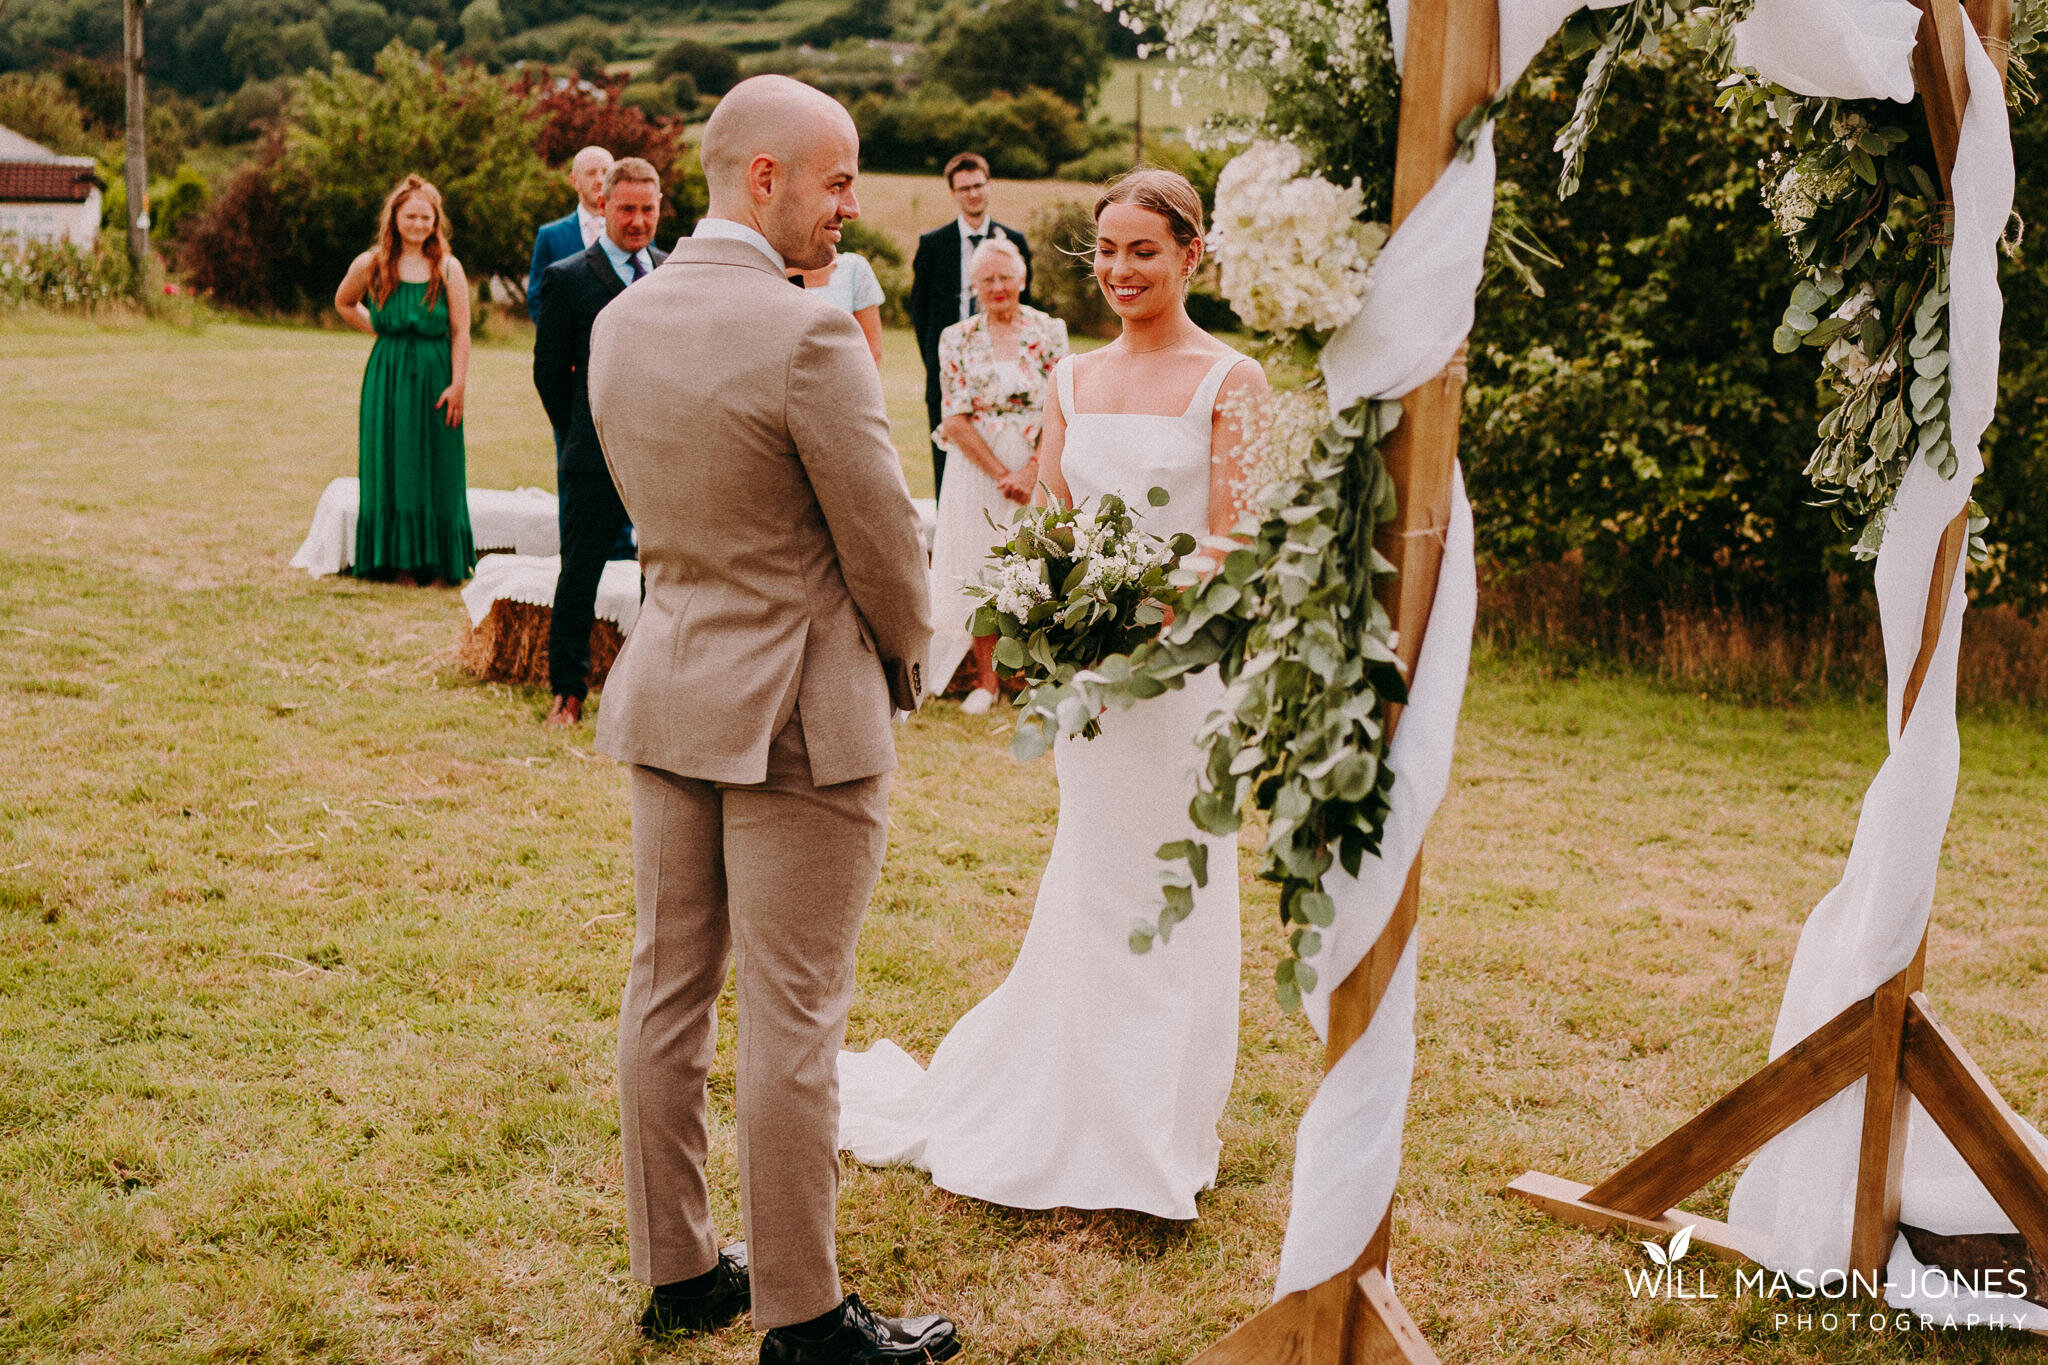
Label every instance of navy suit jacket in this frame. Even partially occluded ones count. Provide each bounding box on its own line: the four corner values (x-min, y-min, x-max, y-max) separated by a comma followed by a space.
533, 241, 668, 476
527, 212, 586, 320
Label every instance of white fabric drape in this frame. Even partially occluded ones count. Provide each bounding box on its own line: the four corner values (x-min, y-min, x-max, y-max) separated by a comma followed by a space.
287, 478, 562, 576
1275, 0, 1624, 1298
1722, 7, 2045, 1330
1731, 0, 1922, 103
290, 482, 940, 580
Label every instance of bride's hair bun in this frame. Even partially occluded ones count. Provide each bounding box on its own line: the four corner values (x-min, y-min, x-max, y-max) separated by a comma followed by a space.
1093, 167, 1205, 251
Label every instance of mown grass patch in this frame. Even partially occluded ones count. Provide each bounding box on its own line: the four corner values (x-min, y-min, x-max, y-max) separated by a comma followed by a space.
2, 315, 2044, 1362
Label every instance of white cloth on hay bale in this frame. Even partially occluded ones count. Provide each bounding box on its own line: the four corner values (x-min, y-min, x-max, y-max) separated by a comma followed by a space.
287, 477, 562, 576
461, 552, 642, 636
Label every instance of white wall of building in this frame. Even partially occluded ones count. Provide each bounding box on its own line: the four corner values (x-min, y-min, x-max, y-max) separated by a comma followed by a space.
0, 191, 103, 249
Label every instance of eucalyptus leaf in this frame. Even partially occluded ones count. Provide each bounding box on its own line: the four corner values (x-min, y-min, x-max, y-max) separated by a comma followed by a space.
1297, 890, 1336, 927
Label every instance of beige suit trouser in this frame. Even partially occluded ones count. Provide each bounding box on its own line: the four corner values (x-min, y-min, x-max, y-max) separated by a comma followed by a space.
618, 713, 887, 1329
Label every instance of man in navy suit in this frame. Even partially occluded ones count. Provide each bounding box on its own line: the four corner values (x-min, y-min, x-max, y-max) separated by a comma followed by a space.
533, 156, 666, 727
907, 152, 1031, 499
527, 145, 615, 320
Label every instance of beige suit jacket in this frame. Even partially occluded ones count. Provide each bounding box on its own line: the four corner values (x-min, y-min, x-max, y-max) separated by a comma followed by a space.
587, 237, 933, 787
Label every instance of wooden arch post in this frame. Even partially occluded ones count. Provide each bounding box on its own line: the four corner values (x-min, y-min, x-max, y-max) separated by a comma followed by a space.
1189, 0, 1500, 1361
1509, 0, 2048, 1309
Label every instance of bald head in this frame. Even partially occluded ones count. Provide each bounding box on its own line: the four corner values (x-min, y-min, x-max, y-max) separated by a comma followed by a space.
570, 145, 614, 213
701, 75, 862, 271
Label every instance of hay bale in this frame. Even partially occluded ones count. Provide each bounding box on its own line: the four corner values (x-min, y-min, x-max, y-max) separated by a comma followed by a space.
457, 598, 624, 688
941, 652, 1029, 699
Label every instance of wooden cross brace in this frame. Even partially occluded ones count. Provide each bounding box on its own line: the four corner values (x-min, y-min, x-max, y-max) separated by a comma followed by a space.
1509, 0, 2048, 1330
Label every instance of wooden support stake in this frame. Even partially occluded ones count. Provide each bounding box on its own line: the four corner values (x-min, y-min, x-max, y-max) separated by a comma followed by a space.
1848, 939, 1929, 1278
1848, 970, 1915, 1279
1909, 0, 1973, 193
1902, 994, 2048, 1265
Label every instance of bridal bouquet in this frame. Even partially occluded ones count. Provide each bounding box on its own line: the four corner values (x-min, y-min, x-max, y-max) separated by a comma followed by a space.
964, 489, 1195, 742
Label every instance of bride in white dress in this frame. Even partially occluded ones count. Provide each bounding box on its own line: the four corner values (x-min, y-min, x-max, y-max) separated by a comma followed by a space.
838, 169, 1269, 1219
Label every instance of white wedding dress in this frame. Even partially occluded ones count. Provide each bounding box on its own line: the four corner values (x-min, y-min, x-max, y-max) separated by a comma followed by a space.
837, 353, 1248, 1219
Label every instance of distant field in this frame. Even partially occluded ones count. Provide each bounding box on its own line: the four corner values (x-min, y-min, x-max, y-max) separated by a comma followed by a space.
1098, 59, 1264, 132
642, 0, 844, 52
851, 172, 1099, 259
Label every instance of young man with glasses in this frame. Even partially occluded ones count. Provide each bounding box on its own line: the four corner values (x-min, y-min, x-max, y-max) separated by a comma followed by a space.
907, 152, 1032, 499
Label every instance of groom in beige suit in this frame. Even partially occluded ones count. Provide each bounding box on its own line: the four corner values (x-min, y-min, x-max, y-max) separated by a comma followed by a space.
587, 77, 955, 1364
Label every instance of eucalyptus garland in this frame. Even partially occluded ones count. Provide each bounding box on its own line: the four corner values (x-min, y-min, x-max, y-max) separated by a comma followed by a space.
1555, 1, 2024, 558
1013, 397, 1407, 1009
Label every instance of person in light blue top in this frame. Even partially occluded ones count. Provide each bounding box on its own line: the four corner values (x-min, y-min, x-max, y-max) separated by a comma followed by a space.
792, 251, 886, 369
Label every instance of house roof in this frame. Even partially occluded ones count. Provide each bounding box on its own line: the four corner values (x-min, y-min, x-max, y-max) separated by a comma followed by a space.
0, 126, 60, 161
0, 161, 103, 203
0, 126, 102, 202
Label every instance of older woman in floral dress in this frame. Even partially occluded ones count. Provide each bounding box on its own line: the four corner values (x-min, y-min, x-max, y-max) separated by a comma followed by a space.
928, 237, 1069, 712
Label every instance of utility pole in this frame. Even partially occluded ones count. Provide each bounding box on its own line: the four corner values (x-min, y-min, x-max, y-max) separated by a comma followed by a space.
123, 0, 149, 272
1132, 68, 1144, 166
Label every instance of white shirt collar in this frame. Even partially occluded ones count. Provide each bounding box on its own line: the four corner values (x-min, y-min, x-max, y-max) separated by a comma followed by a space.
692, 218, 786, 273
597, 232, 648, 286
576, 202, 603, 246
957, 214, 992, 242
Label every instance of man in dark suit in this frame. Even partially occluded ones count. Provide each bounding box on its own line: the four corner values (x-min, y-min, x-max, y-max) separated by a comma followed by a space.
527, 145, 614, 321
534, 155, 666, 728
907, 152, 1031, 499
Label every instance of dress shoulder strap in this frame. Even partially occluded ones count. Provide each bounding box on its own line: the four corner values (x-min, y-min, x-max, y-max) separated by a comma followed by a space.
1188, 353, 1252, 422
1055, 354, 1075, 420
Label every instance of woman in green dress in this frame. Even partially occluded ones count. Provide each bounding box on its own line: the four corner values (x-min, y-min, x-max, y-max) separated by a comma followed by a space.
333, 174, 475, 585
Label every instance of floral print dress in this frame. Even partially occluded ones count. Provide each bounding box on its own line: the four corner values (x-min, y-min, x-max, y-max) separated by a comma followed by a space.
927, 305, 1070, 693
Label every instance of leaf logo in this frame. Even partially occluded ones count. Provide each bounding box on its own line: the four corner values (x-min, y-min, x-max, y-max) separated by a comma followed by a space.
1641, 1223, 1696, 1267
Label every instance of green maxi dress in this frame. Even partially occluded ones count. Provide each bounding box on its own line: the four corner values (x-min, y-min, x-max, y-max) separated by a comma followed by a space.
354, 279, 475, 581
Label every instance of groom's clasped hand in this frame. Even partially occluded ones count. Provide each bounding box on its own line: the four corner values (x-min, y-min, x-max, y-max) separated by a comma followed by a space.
584, 74, 957, 1362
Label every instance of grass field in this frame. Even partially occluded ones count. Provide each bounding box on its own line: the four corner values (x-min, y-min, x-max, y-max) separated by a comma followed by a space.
3, 312, 2046, 1363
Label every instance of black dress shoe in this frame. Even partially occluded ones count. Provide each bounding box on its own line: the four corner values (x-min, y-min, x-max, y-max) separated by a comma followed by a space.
758, 1292, 961, 1363
639, 1242, 751, 1337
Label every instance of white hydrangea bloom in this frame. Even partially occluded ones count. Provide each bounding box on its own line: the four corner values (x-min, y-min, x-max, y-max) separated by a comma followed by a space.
1211, 140, 1389, 337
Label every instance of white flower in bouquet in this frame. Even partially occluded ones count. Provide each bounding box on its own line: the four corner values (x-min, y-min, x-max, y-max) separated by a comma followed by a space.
1211, 140, 1389, 337
989, 557, 1052, 622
